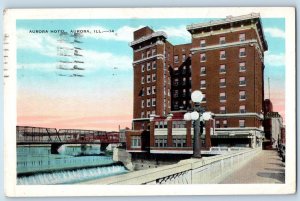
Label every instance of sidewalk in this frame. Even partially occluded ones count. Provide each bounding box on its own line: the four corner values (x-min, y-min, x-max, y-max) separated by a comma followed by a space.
219, 150, 285, 184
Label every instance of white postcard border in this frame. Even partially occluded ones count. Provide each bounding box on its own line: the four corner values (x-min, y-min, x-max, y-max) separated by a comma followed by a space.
3, 7, 296, 196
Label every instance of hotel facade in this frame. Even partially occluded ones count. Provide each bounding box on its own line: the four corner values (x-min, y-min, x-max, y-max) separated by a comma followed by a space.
126, 13, 268, 155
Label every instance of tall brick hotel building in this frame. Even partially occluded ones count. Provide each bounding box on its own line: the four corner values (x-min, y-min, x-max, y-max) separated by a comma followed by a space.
126, 13, 268, 156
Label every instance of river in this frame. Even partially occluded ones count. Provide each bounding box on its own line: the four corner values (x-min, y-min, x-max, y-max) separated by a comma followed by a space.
17, 145, 128, 185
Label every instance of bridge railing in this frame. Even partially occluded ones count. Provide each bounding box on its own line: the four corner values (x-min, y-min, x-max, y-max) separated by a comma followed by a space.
81, 147, 262, 185
16, 126, 121, 144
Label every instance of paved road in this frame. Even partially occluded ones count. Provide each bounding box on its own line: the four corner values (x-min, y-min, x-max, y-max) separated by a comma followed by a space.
220, 150, 285, 184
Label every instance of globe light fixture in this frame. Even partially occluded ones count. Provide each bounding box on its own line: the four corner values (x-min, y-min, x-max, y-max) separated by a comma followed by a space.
190, 111, 199, 120
191, 90, 204, 103
184, 112, 192, 121
183, 90, 213, 158
202, 112, 212, 121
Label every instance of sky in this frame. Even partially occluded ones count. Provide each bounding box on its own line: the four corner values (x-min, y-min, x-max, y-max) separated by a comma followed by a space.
16, 17, 285, 131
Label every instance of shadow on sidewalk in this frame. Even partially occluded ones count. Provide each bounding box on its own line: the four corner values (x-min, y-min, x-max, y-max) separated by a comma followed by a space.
264, 168, 285, 173
256, 172, 285, 183
268, 162, 285, 168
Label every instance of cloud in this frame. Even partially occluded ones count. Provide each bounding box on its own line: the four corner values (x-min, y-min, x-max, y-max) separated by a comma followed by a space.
264, 27, 285, 39
17, 28, 132, 71
17, 63, 57, 71
76, 25, 144, 42
265, 52, 285, 67
17, 50, 132, 71
82, 50, 131, 70
159, 25, 190, 42
76, 25, 190, 43
17, 29, 59, 57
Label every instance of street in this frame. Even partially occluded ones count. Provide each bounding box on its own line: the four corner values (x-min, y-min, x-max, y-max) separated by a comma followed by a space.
220, 150, 285, 184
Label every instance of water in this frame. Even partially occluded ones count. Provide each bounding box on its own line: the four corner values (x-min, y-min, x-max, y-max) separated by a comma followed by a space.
17, 165, 127, 185
17, 145, 128, 184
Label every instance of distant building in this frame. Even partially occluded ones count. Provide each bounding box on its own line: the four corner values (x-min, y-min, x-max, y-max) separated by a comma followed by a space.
127, 13, 268, 156
263, 99, 285, 149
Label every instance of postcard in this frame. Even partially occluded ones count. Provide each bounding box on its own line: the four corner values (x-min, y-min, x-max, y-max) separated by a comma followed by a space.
3, 7, 296, 196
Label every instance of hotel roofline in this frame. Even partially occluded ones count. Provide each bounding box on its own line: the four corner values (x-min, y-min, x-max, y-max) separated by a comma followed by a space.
186, 12, 268, 51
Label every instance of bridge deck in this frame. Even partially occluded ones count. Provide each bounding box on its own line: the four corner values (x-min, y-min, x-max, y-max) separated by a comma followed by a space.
219, 150, 285, 184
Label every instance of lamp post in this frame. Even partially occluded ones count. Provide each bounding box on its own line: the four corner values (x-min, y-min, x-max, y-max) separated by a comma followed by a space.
184, 90, 212, 158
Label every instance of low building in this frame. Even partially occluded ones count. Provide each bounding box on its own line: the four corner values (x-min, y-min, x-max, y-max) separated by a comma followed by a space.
263, 99, 285, 149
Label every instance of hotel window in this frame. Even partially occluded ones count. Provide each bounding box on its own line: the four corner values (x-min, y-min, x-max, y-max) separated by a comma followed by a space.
174, 101, 179, 109
220, 36, 226, 44
141, 112, 144, 118
239, 77, 246, 86
202, 93, 206, 102
200, 39, 206, 47
200, 80, 206, 89
141, 100, 144, 108
182, 66, 187, 74
141, 64, 145, 72
172, 121, 186, 128
147, 63, 151, 71
183, 100, 186, 105
140, 88, 144, 96
147, 111, 151, 118
220, 50, 226, 60
219, 64, 226, 73
200, 66, 206, 75
240, 105, 246, 113
152, 61, 156, 69
220, 106, 226, 114
174, 55, 179, 63
141, 76, 144, 84
131, 136, 141, 148
182, 54, 186, 62
220, 78, 226, 88
173, 78, 179, 86
174, 90, 179, 98
152, 74, 156, 82
223, 120, 228, 128
147, 75, 151, 83
152, 98, 156, 106
239, 62, 246, 72
173, 137, 187, 147
147, 99, 151, 107
220, 92, 226, 102
189, 77, 192, 85
239, 91, 246, 100
200, 53, 206, 62
152, 48, 156, 56
152, 86, 156, 94
147, 50, 150, 57
182, 77, 186, 85
183, 89, 186, 97
155, 136, 167, 147
155, 121, 159, 128
142, 52, 145, 59
239, 33, 245, 42
239, 120, 245, 128
239, 48, 246, 57
216, 120, 220, 128
182, 48, 186, 52
147, 87, 151, 95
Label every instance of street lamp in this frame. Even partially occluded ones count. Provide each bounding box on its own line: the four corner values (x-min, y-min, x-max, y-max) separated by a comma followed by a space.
184, 90, 212, 158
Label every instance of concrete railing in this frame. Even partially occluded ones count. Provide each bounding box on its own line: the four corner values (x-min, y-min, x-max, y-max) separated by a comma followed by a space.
81, 147, 262, 184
